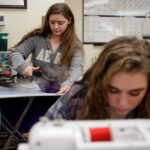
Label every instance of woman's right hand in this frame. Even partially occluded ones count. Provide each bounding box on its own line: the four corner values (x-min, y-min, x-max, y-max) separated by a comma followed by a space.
23, 66, 40, 77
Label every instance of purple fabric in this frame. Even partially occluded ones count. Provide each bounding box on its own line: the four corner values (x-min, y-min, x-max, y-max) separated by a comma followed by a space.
38, 81, 60, 93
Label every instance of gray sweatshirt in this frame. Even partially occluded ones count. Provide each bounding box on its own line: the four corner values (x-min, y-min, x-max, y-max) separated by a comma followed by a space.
9, 36, 84, 86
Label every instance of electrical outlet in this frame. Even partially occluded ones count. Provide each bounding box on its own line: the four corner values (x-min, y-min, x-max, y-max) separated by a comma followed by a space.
0, 15, 5, 26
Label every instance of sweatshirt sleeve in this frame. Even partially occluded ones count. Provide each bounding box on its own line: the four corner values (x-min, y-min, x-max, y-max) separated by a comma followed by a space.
9, 37, 35, 75
61, 47, 84, 86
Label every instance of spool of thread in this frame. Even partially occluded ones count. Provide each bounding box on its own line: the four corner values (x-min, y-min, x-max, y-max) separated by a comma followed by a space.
89, 127, 112, 142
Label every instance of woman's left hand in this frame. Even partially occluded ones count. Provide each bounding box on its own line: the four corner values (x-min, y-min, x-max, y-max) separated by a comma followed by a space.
57, 85, 71, 94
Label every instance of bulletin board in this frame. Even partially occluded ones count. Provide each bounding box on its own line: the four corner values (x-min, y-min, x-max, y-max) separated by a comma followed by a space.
83, 0, 150, 44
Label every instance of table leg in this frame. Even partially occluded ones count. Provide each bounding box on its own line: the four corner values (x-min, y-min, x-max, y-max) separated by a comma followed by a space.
1, 97, 34, 149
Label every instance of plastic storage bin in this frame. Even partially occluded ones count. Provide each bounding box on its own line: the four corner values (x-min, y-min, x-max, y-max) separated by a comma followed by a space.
0, 32, 8, 51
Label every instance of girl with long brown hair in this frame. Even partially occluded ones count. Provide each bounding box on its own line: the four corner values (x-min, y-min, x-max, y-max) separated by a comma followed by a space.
46, 36, 150, 119
9, 3, 84, 94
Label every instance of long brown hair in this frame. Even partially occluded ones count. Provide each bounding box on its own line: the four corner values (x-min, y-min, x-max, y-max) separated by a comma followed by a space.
13, 3, 83, 66
78, 36, 150, 119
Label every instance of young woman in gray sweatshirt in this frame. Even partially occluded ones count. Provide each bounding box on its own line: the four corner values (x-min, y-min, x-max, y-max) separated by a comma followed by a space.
9, 3, 84, 94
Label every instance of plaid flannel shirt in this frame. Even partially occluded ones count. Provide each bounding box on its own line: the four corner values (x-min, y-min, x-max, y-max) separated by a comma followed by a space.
45, 83, 87, 120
